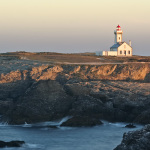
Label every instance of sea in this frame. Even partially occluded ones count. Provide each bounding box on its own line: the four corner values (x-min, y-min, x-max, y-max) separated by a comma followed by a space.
0, 117, 143, 150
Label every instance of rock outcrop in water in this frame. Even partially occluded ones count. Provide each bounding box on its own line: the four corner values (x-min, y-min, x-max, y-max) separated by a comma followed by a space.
0, 56, 150, 125
114, 125, 150, 150
0, 141, 25, 148
61, 116, 103, 127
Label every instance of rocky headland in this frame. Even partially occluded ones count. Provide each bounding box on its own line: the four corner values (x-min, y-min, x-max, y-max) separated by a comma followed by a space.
0, 54, 150, 126
0, 54, 150, 149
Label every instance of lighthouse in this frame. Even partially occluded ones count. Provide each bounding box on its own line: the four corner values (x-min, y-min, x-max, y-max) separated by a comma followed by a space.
109, 25, 132, 56
98, 25, 133, 56
114, 25, 123, 43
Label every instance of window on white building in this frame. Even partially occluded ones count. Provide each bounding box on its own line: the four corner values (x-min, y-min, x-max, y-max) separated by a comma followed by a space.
128, 51, 130, 54
124, 51, 126, 55
120, 50, 122, 54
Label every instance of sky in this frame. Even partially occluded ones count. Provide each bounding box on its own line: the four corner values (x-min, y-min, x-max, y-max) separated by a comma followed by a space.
0, 0, 150, 56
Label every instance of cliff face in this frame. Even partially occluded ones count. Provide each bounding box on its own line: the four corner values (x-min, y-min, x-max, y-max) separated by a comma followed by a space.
0, 63, 150, 124
0, 63, 150, 84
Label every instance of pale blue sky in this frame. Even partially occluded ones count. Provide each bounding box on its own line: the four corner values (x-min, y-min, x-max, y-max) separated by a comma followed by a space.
0, 0, 150, 55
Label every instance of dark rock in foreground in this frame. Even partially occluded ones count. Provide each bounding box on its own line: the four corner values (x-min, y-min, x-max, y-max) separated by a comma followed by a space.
7, 80, 74, 124
0, 141, 25, 148
61, 116, 103, 127
114, 125, 150, 150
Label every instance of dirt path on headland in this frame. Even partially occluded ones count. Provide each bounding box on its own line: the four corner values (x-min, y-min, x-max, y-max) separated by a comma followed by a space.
57, 62, 150, 65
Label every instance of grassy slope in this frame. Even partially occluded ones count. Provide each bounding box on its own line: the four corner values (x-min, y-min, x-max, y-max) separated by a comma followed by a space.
0, 51, 150, 63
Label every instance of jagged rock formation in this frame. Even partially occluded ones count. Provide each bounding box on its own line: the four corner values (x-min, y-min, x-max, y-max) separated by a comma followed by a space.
114, 125, 150, 150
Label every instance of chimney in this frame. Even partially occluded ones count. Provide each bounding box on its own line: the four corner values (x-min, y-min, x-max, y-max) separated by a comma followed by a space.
129, 40, 131, 46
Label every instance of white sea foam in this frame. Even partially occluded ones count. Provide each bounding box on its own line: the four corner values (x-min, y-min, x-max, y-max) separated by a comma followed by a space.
58, 126, 74, 130
109, 122, 126, 127
23, 143, 45, 149
58, 116, 72, 125
108, 122, 143, 129
36, 116, 72, 126
100, 120, 143, 129
20, 116, 72, 129
22, 122, 32, 128
0, 122, 9, 126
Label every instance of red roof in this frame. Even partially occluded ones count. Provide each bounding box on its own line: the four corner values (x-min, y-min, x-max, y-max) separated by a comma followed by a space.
117, 25, 121, 28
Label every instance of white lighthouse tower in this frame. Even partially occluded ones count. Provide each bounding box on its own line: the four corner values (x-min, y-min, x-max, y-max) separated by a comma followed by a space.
114, 25, 123, 43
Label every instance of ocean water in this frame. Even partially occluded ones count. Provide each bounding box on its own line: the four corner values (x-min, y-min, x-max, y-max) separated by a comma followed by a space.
0, 117, 143, 150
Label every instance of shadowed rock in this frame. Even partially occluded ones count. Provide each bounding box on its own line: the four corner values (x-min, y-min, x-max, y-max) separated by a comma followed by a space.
0, 141, 25, 148
8, 80, 74, 124
61, 116, 103, 127
114, 125, 150, 150
125, 123, 136, 128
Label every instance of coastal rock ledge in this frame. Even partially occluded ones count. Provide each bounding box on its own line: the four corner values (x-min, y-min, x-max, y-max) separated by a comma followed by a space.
114, 125, 150, 150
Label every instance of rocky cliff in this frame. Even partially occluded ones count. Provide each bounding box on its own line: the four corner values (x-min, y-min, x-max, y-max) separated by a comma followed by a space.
0, 63, 150, 84
114, 125, 150, 150
0, 61, 150, 124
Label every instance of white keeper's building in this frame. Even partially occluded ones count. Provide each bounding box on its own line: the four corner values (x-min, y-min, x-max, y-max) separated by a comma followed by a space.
97, 25, 132, 56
